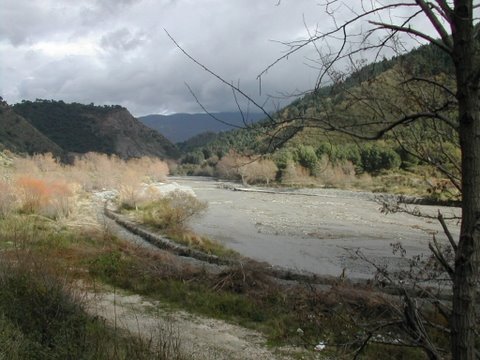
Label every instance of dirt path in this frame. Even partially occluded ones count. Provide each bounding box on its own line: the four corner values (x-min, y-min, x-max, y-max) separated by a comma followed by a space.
85, 289, 295, 360
87, 194, 298, 359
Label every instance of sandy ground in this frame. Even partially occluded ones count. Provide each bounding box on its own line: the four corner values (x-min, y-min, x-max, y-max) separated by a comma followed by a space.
85, 289, 297, 360
174, 177, 461, 279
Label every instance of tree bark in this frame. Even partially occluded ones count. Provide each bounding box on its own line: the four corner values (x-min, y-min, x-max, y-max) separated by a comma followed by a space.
451, 1, 480, 358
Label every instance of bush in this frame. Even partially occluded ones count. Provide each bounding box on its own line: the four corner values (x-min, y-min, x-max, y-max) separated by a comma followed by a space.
182, 151, 205, 165
0, 180, 15, 217
15, 177, 72, 218
273, 148, 293, 170
332, 144, 362, 167
243, 159, 278, 185
359, 144, 401, 173
293, 145, 318, 173
134, 191, 207, 232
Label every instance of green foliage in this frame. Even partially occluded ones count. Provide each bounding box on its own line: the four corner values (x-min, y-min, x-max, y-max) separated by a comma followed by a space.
332, 144, 362, 166
181, 151, 205, 165
360, 144, 401, 173
13, 100, 117, 154
293, 145, 318, 172
273, 148, 293, 170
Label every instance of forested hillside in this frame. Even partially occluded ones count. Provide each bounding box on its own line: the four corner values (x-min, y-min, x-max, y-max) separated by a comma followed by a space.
0, 99, 64, 157
12, 100, 179, 159
176, 41, 460, 202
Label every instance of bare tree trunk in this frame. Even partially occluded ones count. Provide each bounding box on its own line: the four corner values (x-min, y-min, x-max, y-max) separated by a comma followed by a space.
452, 1, 480, 358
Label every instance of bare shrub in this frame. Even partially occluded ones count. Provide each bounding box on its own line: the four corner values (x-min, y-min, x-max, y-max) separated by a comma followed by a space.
212, 260, 276, 294
12, 153, 63, 178
72, 152, 123, 190
15, 177, 73, 218
279, 161, 316, 185
216, 152, 278, 185
129, 156, 169, 182
72, 153, 169, 193
243, 159, 278, 185
0, 180, 16, 217
314, 156, 357, 188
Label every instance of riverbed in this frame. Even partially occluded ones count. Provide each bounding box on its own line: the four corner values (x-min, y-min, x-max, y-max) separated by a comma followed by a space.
173, 177, 460, 280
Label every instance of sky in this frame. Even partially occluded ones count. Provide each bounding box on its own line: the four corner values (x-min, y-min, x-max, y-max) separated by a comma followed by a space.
0, 0, 445, 116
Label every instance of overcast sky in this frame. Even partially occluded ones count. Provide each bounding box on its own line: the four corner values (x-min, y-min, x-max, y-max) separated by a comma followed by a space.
1, 0, 443, 116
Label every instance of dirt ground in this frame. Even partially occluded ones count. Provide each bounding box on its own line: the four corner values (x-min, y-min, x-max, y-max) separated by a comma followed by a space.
85, 288, 299, 360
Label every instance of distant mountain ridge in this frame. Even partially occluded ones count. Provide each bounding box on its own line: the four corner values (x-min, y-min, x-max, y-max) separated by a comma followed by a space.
138, 112, 265, 143
0, 99, 178, 160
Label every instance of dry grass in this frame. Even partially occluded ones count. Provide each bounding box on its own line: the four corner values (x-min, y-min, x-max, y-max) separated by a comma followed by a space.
0, 150, 186, 359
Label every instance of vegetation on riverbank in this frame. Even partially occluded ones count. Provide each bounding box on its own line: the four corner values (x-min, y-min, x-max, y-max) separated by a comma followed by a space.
0, 151, 187, 359
0, 150, 451, 359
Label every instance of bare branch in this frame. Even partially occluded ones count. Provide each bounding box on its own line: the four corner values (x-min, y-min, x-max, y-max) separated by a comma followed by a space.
415, 0, 453, 48
305, 112, 456, 140
429, 235, 455, 279
164, 29, 275, 125
438, 211, 458, 252
434, 0, 454, 22
258, 3, 420, 81
369, 21, 453, 54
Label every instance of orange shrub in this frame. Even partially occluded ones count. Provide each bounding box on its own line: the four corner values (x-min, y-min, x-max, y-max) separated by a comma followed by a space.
16, 177, 72, 218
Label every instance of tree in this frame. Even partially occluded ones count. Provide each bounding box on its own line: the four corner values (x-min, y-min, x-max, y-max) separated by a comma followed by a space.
170, 1, 479, 357
257, 2, 479, 358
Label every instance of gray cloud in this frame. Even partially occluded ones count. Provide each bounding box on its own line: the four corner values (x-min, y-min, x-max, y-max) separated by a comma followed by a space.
1, 0, 441, 116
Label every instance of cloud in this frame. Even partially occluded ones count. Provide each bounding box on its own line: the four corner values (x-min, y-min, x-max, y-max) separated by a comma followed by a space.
1, 0, 444, 116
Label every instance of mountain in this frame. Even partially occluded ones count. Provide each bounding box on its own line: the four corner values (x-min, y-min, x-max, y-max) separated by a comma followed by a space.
180, 40, 457, 157
12, 100, 179, 159
0, 99, 64, 156
138, 112, 265, 143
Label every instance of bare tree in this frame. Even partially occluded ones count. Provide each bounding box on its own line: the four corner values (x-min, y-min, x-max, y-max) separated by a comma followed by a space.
170, 1, 479, 358
256, 2, 479, 358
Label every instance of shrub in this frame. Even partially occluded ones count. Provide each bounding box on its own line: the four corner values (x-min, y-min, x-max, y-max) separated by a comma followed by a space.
332, 144, 362, 167
0, 180, 15, 217
243, 159, 278, 185
359, 144, 401, 174
135, 191, 207, 232
215, 151, 249, 181
182, 151, 205, 165
294, 145, 318, 174
15, 177, 72, 218
273, 148, 293, 170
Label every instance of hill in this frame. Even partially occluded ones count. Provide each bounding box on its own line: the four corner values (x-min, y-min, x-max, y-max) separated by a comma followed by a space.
0, 98, 64, 156
138, 112, 265, 143
12, 100, 179, 159
181, 40, 456, 155
175, 41, 460, 201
